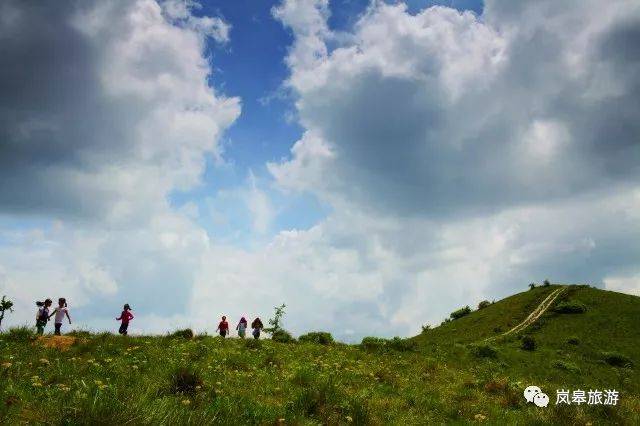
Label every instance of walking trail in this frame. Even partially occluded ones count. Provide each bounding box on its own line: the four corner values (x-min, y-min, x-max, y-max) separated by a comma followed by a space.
485, 286, 567, 342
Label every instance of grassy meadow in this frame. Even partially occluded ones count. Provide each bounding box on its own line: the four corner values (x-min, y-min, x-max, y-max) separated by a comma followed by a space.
0, 285, 638, 425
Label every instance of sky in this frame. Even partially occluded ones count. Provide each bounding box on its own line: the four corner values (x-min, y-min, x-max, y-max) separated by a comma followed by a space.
0, 0, 638, 341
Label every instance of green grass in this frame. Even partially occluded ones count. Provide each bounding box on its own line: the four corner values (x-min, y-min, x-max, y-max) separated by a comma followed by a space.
1, 285, 638, 424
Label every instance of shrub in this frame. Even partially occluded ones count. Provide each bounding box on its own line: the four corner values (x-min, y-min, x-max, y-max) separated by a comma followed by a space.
168, 328, 194, 339
521, 336, 536, 351
543, 279, 551, 287
4, 326, 36, 342
421, 324, 431, 333
299, 331, 334, 345
552, 360, 581, 373
169, 367, 203, 395
441, 318, 452, 326
360, 337, 386, 351
469, 344, 498, 359
271, 329, 295, 343
387, 337, 417, 352
528, 283, 536, 290
566, 336, 580, 345
553, 301, 587, 314
450, 306, 471, 320
478, 300, 491, 310
602, 352, 633, 368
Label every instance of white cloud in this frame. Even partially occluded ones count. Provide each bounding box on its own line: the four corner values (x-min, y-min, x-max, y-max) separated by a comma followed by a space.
604, 274, 640, 296
0, 0, 239, 222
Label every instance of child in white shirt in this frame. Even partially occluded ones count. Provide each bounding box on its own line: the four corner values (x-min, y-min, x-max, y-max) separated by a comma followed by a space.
50, 298, 71, 336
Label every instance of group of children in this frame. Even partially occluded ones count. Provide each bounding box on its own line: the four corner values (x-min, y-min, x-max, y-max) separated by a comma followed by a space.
216, 316, 264, 339
35, 298, 71, 336
35, 300, 134, 336
35, 301, 264, 340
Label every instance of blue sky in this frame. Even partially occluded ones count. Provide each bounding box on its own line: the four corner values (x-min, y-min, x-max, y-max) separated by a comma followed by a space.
0, 0, 638, 340
171, 0, 484, 243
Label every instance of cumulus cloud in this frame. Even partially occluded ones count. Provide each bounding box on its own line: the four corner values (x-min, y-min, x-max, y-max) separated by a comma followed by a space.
0, 0, 239, 222
271, 0, 639, 218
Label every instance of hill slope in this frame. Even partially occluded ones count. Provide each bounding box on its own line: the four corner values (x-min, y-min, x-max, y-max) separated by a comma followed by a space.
0, 285, 638, 425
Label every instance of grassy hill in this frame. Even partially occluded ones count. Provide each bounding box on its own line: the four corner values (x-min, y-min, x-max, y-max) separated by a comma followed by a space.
1, 285, 638, 424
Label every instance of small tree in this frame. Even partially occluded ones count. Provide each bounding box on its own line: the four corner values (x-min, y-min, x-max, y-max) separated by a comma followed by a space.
0, 296, 14, 330
528, 283, 536, 290
266, 303, 286, 335
543, 279, 551, 287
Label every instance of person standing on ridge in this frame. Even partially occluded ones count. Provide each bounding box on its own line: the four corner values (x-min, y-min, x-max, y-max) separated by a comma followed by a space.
35, 299, 52, 335
116, 304, 134, 335
236, 317, 248, 338
216, 315, 229, 338
50, 298, 71, 336
251, 317, 263, 340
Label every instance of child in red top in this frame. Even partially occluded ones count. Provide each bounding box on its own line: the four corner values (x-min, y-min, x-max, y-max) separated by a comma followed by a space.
216, 315, 229, 337
116, 304, 134, 335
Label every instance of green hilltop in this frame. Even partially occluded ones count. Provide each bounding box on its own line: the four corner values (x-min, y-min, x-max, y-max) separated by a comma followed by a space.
0, 284, 638, 424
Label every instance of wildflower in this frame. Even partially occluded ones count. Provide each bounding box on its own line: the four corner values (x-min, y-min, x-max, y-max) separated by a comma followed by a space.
216, 381, 222, 386
1, 362, 11, 368
474, 414, 487, 422
195, 385, 202, 390
94, 380, 103, 386
181, 399, 191, 406
32, 382, 43, 387
132, 365, 139, 370
346, 416, 353, 422
39, 358, 50, 365
99, 385, 108, 390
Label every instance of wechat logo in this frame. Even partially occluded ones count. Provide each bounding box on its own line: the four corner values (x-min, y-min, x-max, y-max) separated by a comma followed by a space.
524, 385, 549, 407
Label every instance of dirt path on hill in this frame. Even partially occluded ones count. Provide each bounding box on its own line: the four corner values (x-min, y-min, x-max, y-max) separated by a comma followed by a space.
485, 286, 567, 342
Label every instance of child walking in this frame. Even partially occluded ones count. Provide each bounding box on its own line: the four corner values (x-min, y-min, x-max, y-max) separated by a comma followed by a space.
35, 299, 52, 335
216, 316, 229, 338
50, 298, 71, 335
251, 317, 263, 340
116, 304, 134, 335
236, 317, 248, 338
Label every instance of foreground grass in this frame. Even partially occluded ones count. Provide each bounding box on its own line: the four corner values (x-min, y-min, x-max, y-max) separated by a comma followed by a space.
0, 335, 637, 424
